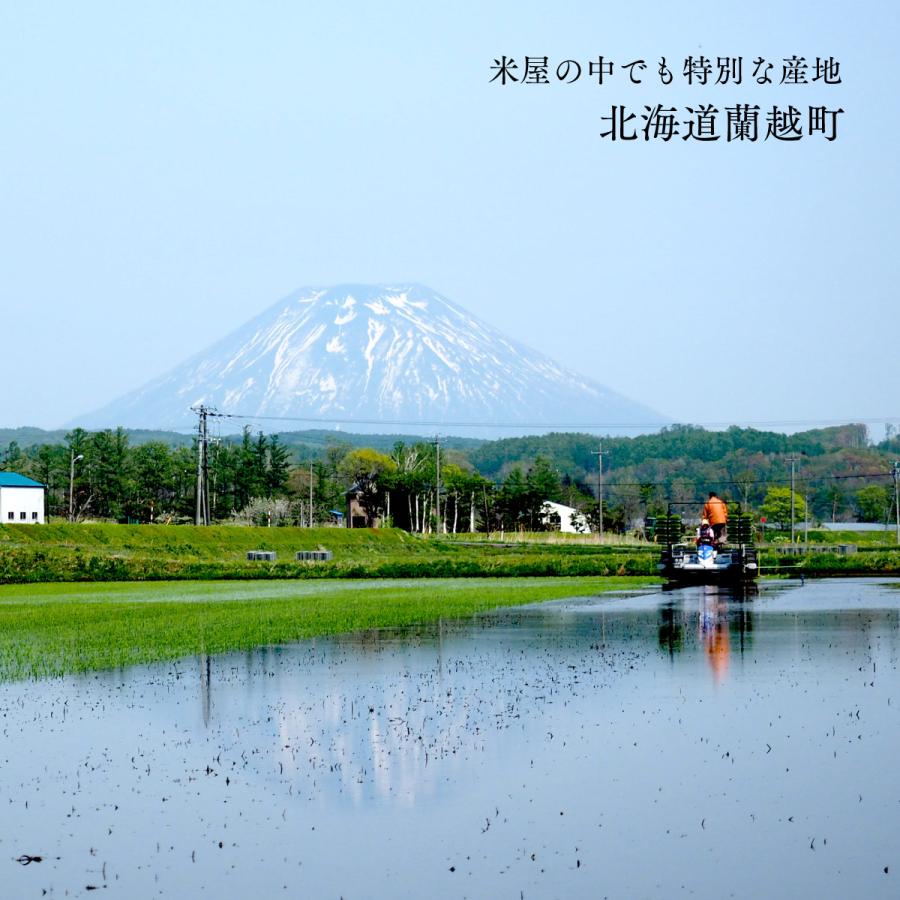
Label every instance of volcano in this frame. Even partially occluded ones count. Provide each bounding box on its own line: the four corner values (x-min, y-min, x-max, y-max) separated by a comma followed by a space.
76, 283, 666, 435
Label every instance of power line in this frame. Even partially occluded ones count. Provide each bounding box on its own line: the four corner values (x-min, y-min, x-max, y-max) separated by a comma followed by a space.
477, 471, 895, 490
201, 409, 900, 432
593, 471, 895, 489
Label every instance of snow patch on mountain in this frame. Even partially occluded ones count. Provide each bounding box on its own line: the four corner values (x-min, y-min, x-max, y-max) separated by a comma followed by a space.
74, 283, 667, 435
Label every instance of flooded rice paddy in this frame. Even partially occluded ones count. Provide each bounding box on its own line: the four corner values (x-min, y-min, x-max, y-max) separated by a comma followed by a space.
2, 577, 900, 898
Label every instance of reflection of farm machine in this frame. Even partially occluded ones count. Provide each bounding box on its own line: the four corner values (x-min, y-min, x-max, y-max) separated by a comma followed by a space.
654, 504, 758, 584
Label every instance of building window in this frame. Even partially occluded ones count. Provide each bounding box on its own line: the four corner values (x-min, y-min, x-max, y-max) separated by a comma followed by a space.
32, 512, 38, 520
6, 512, 12, 520
19, 511, 26, 520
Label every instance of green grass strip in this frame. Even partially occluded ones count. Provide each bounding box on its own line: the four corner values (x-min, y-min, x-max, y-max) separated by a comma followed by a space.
0, 523, 660, 582
0, 576, 657, 682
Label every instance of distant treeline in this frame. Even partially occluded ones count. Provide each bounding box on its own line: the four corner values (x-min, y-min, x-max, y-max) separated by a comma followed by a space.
1, 422, 898, 531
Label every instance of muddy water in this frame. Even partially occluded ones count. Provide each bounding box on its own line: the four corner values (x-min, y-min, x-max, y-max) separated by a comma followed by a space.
2, 578, 900, 899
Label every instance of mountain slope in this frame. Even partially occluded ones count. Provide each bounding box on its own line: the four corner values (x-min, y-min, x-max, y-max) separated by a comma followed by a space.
75, 284, 667, 435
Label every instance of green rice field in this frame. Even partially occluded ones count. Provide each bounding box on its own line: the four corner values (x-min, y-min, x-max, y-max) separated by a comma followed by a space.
0, 576, 657, 681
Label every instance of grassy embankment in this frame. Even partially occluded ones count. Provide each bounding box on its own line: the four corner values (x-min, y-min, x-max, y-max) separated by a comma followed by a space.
0, 576, 654, 681
0, 523, 658, 583
3, 523, 899, 583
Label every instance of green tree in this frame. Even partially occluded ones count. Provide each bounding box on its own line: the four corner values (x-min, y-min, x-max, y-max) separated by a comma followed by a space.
130, 441, 176, 522
462, 471, 493, 533
525, 456, 562, 528
441, 462, 472, 533
732, 469, 755, 510
266, 434, 291, 497
252, 432, 270, 494
820, 484, 847, 523
311, 459, 345, 525
339, 448, 396, 527
583, 498, 625, 534
209, 442, 237, 516
760, 487, 807, 532
2, 441, 24, 471
34, 444, 68, 517
497, 467, 528, 530
87, 428, 132, 520
171, 446, 199, 520
855, 485, 892, 523
231, 428, 263, 509
388, 441, 432, 532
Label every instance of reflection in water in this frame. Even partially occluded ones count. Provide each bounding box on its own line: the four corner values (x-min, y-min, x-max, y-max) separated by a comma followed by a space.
699, 589, 730, 682
658, 585, 756, 682
3, 578, 900, 900
658, 602, 683, 657
199, 651, 211, 726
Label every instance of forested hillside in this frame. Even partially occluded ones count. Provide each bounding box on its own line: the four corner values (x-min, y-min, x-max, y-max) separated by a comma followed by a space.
1, 423, 896, 532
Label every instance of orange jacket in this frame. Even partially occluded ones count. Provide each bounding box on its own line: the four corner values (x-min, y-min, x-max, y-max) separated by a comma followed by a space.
702, 496, 728, 525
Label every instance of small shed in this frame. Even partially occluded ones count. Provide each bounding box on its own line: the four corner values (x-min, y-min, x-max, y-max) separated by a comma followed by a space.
0, 473, 46, 524
344, 487, 381, 529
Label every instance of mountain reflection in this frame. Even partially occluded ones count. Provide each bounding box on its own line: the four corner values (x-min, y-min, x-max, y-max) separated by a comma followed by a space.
185, 583, 898, 810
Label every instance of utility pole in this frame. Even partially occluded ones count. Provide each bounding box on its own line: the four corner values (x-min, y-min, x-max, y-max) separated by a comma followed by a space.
432, 435, 442, 534
787, 454, 799, 545
590, 444, 608, 541
804, 487, 810, 545
309, 460, 314, 528
893, 460, 900, 545
68, 450, 84, 523
192, 405, 212, 526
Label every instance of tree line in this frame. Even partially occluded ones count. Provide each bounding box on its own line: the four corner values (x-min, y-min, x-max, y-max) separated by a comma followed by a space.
1, 423, 897, 531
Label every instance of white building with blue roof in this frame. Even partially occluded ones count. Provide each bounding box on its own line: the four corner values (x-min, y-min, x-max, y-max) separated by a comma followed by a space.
0, 473, 46, 524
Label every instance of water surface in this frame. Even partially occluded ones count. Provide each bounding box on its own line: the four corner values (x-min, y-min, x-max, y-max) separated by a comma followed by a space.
2, 577, 899, 898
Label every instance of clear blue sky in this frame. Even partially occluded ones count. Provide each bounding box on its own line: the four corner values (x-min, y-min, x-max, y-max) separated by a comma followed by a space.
2, 1, 896, 433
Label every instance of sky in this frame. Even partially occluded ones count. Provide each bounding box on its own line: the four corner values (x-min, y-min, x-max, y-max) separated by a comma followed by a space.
2, 0, 897, 434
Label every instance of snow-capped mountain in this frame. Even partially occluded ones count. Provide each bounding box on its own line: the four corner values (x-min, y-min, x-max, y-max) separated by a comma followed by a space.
76, 284, 667, 435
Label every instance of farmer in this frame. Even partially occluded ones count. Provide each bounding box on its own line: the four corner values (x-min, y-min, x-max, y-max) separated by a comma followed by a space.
702, 492, 728, 545
695, 518, 715, 546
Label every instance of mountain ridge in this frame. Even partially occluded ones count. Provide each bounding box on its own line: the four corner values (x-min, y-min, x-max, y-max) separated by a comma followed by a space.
74, 283, 667, 436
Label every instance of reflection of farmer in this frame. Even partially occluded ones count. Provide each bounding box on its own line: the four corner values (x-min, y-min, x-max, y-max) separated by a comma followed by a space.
702, 492, 728, 545
700, 595, 730, 684
708, 623, 729, 681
